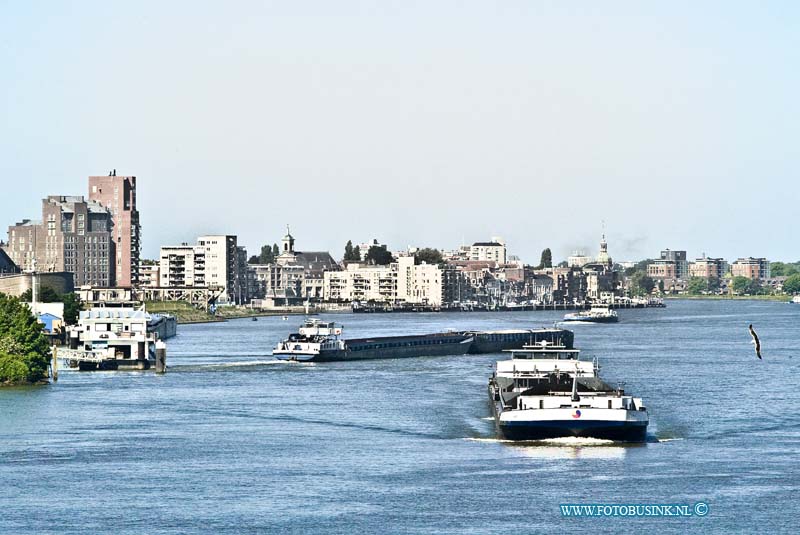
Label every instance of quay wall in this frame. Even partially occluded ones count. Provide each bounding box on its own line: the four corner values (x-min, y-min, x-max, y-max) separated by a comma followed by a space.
0, 272, 75, 298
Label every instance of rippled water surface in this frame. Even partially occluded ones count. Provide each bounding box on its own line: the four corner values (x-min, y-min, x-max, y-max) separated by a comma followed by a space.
1, 300, 798, 533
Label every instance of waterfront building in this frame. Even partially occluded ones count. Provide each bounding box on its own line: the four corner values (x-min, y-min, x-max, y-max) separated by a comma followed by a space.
731, 257, 770, 280
470, 238, 506, 264
7, 196, 116, 287
324, 263, 396, 303
159, 235, 244, 304
138, 262, 160, 288
660, 249, 688, 279
647, 260, 678, 279
197, 235, 241, 303
323, 256, 444, 306
688, 256, 728, 280
159, 244, 207, 287
249, 228, 339, 305
88, 173, 141, 287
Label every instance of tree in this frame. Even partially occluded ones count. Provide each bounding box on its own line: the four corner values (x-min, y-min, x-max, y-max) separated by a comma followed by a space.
272, 243, 280, 258
708, 276, 721, 293
365, 245, 395, 265
538, 248, 552, 269
783, 273, 800, 294
731, 276, 750, 295
415, 248, 443, 265
0, 293, 50, 383
61, 293, 82, 325
771, 262, 800, 277
20, 288, 83, 326
248, 244, 278, 265
625, 259, 654, 277
343, 240, 363, 263
687, 277, 708, 295
629, 271, 655, 296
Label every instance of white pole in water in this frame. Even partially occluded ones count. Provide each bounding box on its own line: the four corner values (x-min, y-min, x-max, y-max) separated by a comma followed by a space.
155, 341, 167, 374
51, 345, 58, 382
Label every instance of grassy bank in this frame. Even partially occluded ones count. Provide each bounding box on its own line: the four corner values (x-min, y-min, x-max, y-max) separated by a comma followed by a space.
664, 295, 792, 302
143, 301, 320, 324
144, 301, 223, 324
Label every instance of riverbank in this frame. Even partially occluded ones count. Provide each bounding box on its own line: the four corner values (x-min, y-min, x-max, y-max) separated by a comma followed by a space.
664, 295, 792, 302
144, 301, 223, 324
143, 301, 336, 324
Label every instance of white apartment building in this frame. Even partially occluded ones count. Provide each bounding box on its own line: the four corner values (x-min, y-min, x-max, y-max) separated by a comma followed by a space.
323, 257, 444, 306
138, 262, 160, 288
469, 238, 506, 264
159, 245, 206, 287
159, 235, 240, 303
197, 235, 238, 302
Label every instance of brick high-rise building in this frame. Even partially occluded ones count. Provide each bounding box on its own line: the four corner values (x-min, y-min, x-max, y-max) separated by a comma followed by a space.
88, 173, 140, 287
6, 196, 116, 287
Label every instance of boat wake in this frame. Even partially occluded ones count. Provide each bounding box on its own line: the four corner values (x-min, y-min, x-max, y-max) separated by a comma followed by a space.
463, 436, 618, 446
172, 360, 285, 371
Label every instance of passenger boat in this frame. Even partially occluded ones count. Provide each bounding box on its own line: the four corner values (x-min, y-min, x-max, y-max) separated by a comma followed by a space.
563, 305, 619, 323
487, 343, 648, 442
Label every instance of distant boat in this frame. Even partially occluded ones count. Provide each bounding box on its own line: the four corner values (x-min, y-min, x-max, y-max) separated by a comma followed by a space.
252, 317, 258, 322
791, 296, 800, 304
563, 305, 619, 323
282, 315, 289, 320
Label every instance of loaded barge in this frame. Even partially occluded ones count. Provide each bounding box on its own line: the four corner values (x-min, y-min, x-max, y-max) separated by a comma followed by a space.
488, 343, 648, 442
272, 319, 573, 362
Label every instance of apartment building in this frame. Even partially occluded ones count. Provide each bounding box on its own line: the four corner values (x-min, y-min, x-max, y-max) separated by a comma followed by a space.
159, 245, 206, 287
6, 196, 115, 286
647, 260, 677, 279
88, 173, 140, 286
469, 239, 507, 264
731, 257, 770, 280
323, 257, 444, 306
660, 249, 688, 279
688, 257, 728, 280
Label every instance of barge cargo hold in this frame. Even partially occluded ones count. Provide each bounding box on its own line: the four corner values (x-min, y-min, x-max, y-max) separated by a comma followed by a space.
272, 319, 575, 362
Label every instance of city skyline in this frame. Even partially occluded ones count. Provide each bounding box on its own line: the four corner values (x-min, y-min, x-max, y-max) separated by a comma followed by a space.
2, 2, 798, 263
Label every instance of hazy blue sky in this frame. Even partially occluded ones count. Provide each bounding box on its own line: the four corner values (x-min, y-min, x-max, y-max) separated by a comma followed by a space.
2, 1, 798, 263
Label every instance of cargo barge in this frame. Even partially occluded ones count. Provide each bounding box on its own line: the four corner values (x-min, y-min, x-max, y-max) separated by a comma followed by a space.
272, 319, 573, 362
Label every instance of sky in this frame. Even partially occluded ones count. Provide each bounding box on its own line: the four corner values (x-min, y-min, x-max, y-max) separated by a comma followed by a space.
1, 1, 798, 264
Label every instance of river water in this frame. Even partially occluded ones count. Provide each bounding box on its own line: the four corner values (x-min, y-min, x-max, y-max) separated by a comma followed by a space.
1, 300, 798, 534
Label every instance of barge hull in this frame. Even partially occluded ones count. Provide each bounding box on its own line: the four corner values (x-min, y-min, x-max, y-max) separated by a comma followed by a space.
497, 420, 647, 442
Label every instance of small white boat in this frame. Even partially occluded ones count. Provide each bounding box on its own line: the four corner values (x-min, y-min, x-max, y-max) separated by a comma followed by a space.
563, 305, 619, 323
